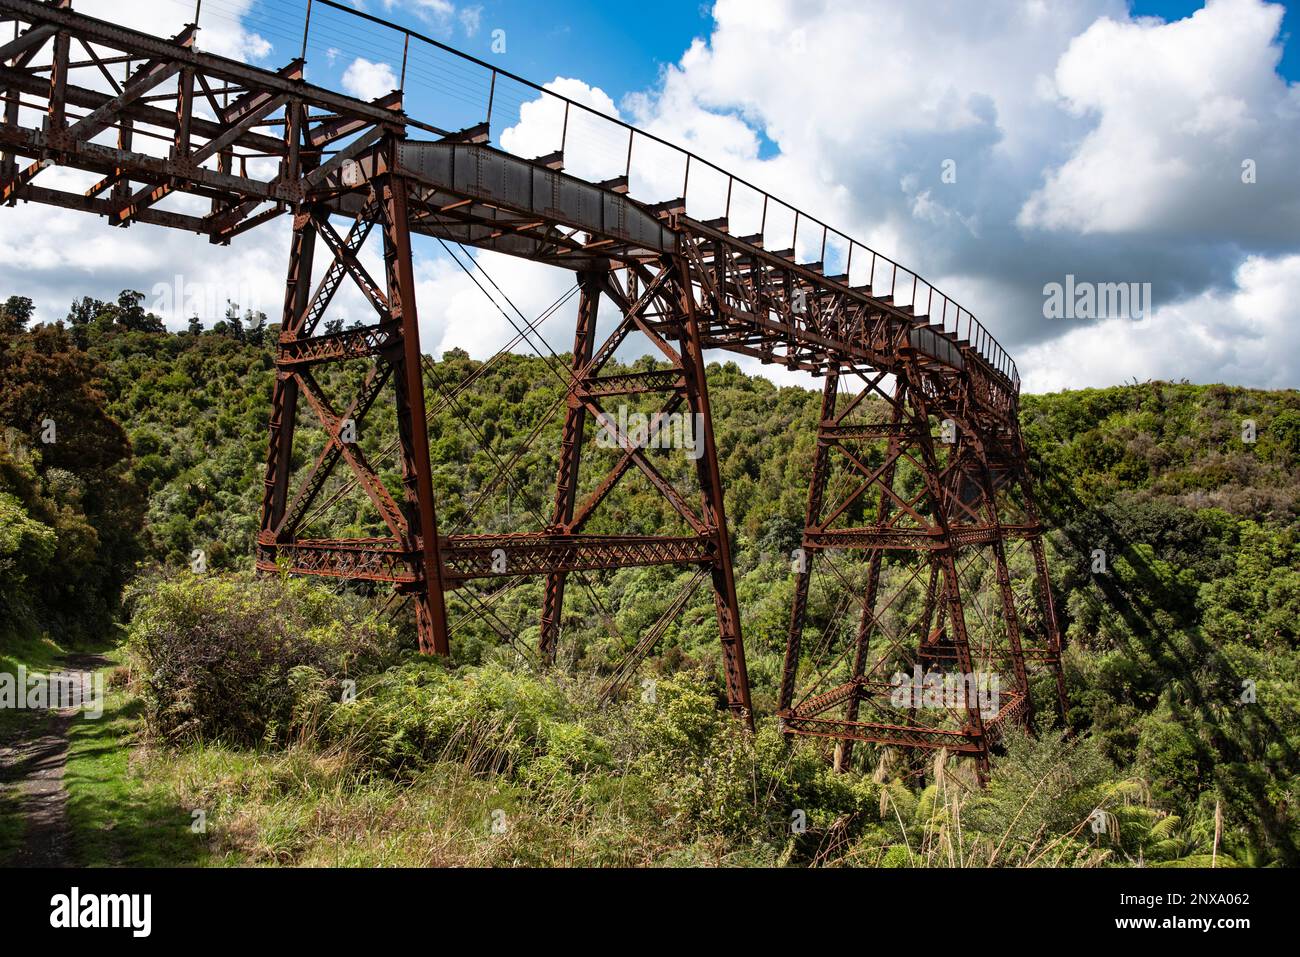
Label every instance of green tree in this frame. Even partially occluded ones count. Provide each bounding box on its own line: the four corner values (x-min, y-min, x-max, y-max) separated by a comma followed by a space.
225, 300, 244, 342
0, 295, 34, 335
116, 289, 165, 333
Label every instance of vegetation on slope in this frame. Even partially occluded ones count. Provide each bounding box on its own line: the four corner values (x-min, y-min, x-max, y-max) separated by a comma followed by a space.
1, 292, 1297, 866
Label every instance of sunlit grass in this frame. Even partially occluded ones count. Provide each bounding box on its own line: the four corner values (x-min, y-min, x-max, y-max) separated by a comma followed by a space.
63, 682, 208, 867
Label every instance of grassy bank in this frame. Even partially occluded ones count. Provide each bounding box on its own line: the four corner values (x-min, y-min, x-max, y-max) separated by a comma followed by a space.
35, 570, 1230, 869
63, 677, 208, 867
2, 623, 1248, 867
0, 629, 68, 862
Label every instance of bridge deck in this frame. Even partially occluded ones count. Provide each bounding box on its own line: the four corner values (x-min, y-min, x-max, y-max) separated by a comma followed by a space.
0, 0, 1020, 434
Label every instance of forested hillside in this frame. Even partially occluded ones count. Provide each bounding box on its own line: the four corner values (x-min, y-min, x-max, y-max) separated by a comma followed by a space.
1, 292, 1297, 866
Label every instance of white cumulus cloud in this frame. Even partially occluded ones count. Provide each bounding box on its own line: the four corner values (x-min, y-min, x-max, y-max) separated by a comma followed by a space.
1018, 0, 1300, 242
342, 58, 399, 102
1020, 252, 1300, 392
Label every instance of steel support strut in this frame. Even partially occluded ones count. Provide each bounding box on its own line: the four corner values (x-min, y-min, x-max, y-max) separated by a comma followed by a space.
259, 211, 314, 544
834, 379, 907, 771
780, 369, 840, 715
380, 171, 450, 655
539, 268, 602, 660
910, 396, 990, 779
259, 98, 315, 564
675, 256, 753, 725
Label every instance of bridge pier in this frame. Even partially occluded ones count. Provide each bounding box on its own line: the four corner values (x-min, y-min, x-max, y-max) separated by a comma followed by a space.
777, 366, 1065, 777
538, 269, 602, 662
254, 149, 451, 656
535, 257, 752, 723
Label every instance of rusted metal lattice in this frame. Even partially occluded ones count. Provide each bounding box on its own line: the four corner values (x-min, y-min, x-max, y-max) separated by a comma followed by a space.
0, 0, 1066, 770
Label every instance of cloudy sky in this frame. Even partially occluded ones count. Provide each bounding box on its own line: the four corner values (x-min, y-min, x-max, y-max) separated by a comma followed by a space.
3, 0, 1298, 393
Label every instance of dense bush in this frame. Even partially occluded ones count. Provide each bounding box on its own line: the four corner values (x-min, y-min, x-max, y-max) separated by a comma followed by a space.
1, 313, 145, 645
285, 661, 886, 860
625, 677, 880, 852
322, 660, 609, 781
125, 572, 403, 744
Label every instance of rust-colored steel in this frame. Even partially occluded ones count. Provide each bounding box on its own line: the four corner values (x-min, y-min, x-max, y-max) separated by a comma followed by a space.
382, 169, 451, 655
258, 177, 454, 656
538, 269, 602, 660
773, 368, 1065, 778
0, 0, 1066, 762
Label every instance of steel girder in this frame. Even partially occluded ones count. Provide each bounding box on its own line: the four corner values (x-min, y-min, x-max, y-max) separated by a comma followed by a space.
446, 533, 713, 580
266, 533, 715, 584
0, 0, 407, 239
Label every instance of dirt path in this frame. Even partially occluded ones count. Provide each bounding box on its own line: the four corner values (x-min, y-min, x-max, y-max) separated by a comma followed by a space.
0, 653, 113, 868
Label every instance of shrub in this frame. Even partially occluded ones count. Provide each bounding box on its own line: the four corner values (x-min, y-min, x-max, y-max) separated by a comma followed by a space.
613, 672, 880, 852
322, 661, 610, 781
125, 571, 402, 744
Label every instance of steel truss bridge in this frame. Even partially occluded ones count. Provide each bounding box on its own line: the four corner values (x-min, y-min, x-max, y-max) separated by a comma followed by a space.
0, 0, 1066, 775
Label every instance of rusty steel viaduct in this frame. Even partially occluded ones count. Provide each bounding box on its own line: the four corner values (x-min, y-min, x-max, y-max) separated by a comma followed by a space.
0, 0, 1067, 774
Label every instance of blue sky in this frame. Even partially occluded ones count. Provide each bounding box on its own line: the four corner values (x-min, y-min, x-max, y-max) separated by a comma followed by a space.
451, 0, 713, 97
389, 1, 1299, 97
229, 1, 713, 97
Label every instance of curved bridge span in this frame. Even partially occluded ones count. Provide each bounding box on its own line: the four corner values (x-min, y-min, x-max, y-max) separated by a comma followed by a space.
0, 0, 1065, 774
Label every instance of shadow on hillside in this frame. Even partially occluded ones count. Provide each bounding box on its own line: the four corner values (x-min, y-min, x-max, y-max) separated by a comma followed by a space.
1031, 456, 1298, 865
